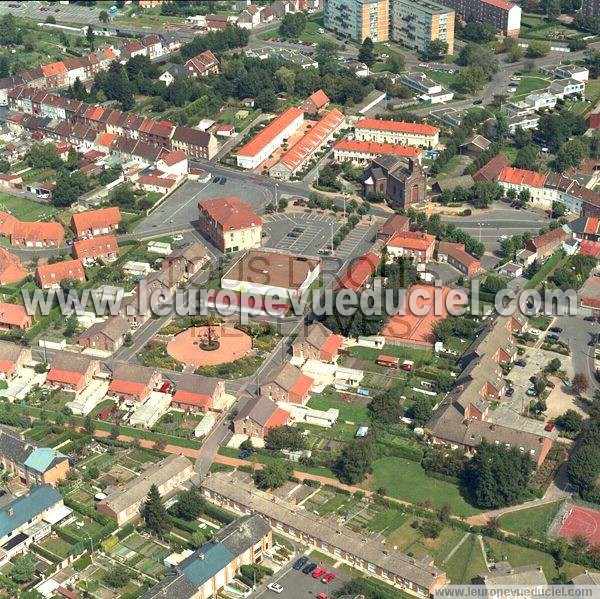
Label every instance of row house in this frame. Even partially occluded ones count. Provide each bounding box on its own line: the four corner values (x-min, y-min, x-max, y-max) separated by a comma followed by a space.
46, 351, 100, 394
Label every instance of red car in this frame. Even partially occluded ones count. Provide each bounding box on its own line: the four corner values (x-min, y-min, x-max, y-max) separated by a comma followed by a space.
159, 381, 173, 394
316, 594, 329, 599
311, 567, 326, 579
544, 422, 556, 432
321, 572, 336, 584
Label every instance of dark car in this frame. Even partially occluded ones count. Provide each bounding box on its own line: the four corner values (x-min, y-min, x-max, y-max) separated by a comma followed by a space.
212, 177, 220, 183
547, 334, 559, 341
293, 556, 309, 571
219, 178, 226, 185
549, 326, 563, 333
302, 562, 318, 575
473, 99, 483, 105
515, 360, 527, 367
505, 387, 515, 397
239, 449, 252, 459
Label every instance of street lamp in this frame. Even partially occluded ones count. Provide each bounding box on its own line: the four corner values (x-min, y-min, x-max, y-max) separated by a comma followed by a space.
330, 221, 335, 257
274, 182, 279, 213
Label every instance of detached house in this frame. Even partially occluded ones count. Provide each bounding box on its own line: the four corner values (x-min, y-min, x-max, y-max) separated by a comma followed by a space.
162, 243, 209, 278
233, 396, 291, 441
0, 342, 31, 380
260, 363, 313, 405
108, 362, 161, 403
71, 207, 122, 238
184, 50, 220, 77
36, 259, 85, 289
78, 316, 130, 354
292, 322, 344, 363
301, 89, 330, 115
171, 374, 225, 413
0, 302, 32, 331
46, 352, 100, 394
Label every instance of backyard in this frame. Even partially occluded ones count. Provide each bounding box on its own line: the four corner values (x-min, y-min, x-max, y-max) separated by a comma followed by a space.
0, 193, 58, 221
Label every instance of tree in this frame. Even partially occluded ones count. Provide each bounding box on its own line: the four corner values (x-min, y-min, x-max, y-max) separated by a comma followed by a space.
143, 484, 172, 538
191, 530, 206, 548
279, 12, 306, 38
103, 565, 132, 588
555, 410, 584, 434
463, 441, 535, 508
455, 65, 487, 94
547, 0, 562, 18
334, 439, 374, 485
387, 53, 405, 74
172, 487, 205, 520
253, 460, 292, 490
358, 37, 376, 68
99, 10, 110, 24
10, 555, 36, 583
25, 143, 62, 169
526, 40, 550, 58
514, 144, 539, 170
552, 200, 566, 217
86, 25, 95, 50
572, 373, 589, 395
51, 170, 91, 207
554, 138, 590, 172
83, 465, 99, 481
265, 426, 306, 452
368, 390, 403, 424
426, 39, 449, 60
545, 357, 562, 373
84, 414, 95, 435
275, 66, 295, 96
407, 396, 433, 424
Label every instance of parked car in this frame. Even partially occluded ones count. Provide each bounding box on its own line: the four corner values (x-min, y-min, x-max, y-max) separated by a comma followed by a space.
302, 563, 318, 575
267, 583, 284, 594
239, 449, 252, 459
212, 177, 220, 184
293, 556, 308, 571
549, 326, 563, 333
312, 567, 327, 579
172, 234, 183, 242
322, 572, 336, 584
547, 334, 559, 341
219, 177, 227, 185
545, 422, 556, 432
526, 387, 537, 397
505, 387, 515, 397
515, 360, 527, 367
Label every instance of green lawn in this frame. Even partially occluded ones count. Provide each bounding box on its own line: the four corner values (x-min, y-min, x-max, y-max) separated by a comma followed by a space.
514, 76, 550, 99
307, 392, 370, 424
444, 534, 487, 584
524, 252, 565, 290
485, 537, 584, 582
498, 502, 561, 539
0, 193, 58, 221
366, 457, 480, 517
346, 344, 433, 365
424, 69, 457, 88
258, 17, 324, 45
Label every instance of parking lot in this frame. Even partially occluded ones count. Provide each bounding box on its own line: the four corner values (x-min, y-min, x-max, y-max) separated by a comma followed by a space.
253, 555, 348, 598
136, 176, 274, 235
265, 213, 340, 256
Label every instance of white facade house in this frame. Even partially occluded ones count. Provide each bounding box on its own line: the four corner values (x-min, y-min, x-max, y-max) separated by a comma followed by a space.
524, 92, 557, 111
549, 78, 586, 99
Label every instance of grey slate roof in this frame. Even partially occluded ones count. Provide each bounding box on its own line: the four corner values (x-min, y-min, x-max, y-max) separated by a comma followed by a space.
234, 396, 279, 427
0, 425, 32, 466
176, 373, 220, 396
213, 514, 271, 556
79, 316, 129, 342
108, 361, 157, 385
270, 362, 303, 393
0, 341, 24, 362
140, 572, 198, 599
476, 563, 547, 586
50, 351, 97, 374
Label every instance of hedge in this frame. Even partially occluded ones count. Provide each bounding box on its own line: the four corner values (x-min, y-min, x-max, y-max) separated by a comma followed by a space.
73, 553, 92, 572
423, 470, 461, 485
53, 525, 81, 545
30, 542, 61, 563
202, 502, 236, 525
116, 523, 135, 540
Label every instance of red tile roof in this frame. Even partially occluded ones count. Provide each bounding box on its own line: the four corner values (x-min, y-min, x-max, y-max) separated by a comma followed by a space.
237, 107, 303, 158
355, 118, 439, 136
42, 62, 67, 77
199, 196, 263, 231
307, 89, 330, 110
139, 174, 177, 189
527, 227, 569, 250
172, 390, 213, 409
0, 248, 26, 284
265, 407, 291, 430
290, 373, 313, 399
337, 251, 380, 292
36, 259, 85, 287
498, 166, 545, 188
161, 149, 187, 166
73, 235, 119, 260
108, 380, 147, 397
584, 217, 600, 236
473, 153, 510, 182
482, 0, 517, 9
277, 109, 344, 172
12, 221, 64, 245
580, 240, 600, 257
71, 207, 122, 236
388, 231, 436, 251
0, 302, 30, 328
320, 333, 344, 358
0, 360, 15, 375
0, 212, 17, 237
46, 369, 84, 387
334, 139, 421, 158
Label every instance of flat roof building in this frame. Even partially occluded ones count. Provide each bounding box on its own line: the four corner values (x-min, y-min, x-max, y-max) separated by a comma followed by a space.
324, 0, 389, 42
437, 0, 520, 36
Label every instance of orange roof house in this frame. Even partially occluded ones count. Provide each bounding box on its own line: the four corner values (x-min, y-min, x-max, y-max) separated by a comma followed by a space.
355, 118, 440, 137
170, 374, 224, 414
337, 251, 380, 292
260, 363, 314, 405
0, 248, 27, 284
73, 235, 119, 262
0, 212, 16, 238
11, 221, 64, 248
0, 341, 31, 380
498, 166, 546, 188
292, 322, 344, 363
36, 259, 86, 289
301, 89, 330, 115
233, 396, 291, 440
71, 207, 122, 238
46, 352, 100, 394
333, 139, 422, 163
387, 231, 436, 263
108, 362, 161, 402
0, 302, 32, 330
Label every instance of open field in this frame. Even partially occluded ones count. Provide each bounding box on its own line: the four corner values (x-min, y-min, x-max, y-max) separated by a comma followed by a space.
0, 193, 58, 221
498, 502, 561, 539
444, 534, 487, 584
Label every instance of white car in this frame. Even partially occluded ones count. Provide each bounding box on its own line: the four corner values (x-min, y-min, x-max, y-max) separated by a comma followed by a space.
498, 235, 508, 241
267, 583, 284, 594
172, 234, 183, 242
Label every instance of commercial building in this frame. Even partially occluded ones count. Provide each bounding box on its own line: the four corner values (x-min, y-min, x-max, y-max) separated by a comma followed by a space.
233, 396, 291, 441
0, 425, 70, 486
201, 471, 447, 596
333, 139, 422, 165
221, 249, 321, 299
142, 515, 272, 599
97, 454, 193, 525
354, 118, 440, 148
71, 207, 122, 238
437, 0, 521, 37
291, 322, 344, 362
36, 259, 86, 289
236, 107, 304, 169
198, 196, 263, 254
324, 0, 389, 42
270, 109, 345, 180
390, 0, 455, 56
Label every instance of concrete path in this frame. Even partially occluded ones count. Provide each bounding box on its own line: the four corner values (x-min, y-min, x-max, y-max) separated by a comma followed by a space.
442, 532, 470, 564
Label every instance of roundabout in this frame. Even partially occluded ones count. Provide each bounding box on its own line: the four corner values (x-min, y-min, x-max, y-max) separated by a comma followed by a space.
166, 325, 253, 367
